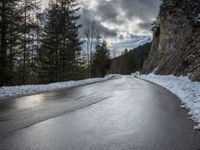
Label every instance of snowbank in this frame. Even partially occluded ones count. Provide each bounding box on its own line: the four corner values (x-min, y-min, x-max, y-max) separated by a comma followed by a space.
0, 75, 118, 99
140, 74, 200, 130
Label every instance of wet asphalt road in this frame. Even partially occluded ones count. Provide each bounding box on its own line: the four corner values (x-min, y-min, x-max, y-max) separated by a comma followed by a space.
0, 76, 200, 150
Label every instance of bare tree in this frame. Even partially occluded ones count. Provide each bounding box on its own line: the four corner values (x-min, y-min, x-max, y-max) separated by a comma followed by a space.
83, 18, 97, 78
84, 20, 91, 70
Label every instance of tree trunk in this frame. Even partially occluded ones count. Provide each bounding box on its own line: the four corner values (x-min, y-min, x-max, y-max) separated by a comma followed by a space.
0, 0, 7, 86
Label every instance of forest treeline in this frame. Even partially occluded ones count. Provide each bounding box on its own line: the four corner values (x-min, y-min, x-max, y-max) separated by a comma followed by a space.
110, 43, 151, 75
0, 0, 111, 86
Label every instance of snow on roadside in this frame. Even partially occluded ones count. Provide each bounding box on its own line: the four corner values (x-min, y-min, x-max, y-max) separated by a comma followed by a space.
0, 75, 118, 99
139, 74, 200, 130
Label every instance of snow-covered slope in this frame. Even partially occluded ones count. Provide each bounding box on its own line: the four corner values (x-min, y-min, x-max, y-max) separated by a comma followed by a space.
140, 74, 200, 130
0, 75, 117, 99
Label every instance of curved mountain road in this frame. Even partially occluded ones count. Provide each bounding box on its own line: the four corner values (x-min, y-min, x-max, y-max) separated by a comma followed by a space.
0, 76, 200, 150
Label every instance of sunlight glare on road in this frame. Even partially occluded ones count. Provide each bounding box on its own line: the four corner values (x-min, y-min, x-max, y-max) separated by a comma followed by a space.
14, 94, 45, 109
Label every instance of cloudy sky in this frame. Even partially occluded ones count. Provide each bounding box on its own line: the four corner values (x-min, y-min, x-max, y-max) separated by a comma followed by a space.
43, 0, 161, 55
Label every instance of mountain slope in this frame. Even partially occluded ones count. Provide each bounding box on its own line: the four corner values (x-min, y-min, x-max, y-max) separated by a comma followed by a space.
110, 43, 151, 74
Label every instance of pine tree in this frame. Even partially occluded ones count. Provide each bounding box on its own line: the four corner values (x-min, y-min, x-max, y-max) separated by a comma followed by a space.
58, 0, 82, 81
39, 0, 82, 83
0, 0, 23, 86
18, 0, 40, 84
91, 36, 111, 77
1, 0, 82, 85
39, 1, 62, 83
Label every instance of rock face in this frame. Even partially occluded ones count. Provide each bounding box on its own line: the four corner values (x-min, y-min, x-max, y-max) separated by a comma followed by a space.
142, 0, 200, 81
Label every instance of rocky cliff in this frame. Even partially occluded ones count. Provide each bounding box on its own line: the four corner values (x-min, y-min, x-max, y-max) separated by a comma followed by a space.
142, 0, 200, 81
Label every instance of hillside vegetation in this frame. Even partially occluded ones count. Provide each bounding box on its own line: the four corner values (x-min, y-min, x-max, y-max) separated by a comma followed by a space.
110, 43, 151, 74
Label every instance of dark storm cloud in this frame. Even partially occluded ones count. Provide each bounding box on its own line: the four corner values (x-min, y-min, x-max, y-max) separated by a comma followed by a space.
93, 0, 160, 23
78, 0, 160, 52
95, 21, 117, 37
95, 1, 121, 24
79, 0, 160, 35
118, 0, 160, 21
79, 8, 117, 38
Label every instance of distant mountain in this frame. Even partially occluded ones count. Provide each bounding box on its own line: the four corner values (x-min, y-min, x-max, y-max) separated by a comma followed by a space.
142, 0, 200, 81
110, 43, 151, 74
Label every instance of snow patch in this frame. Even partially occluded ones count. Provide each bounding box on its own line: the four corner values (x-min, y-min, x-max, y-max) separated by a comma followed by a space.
0, 75, 119, 99
140, 74, 200, 130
